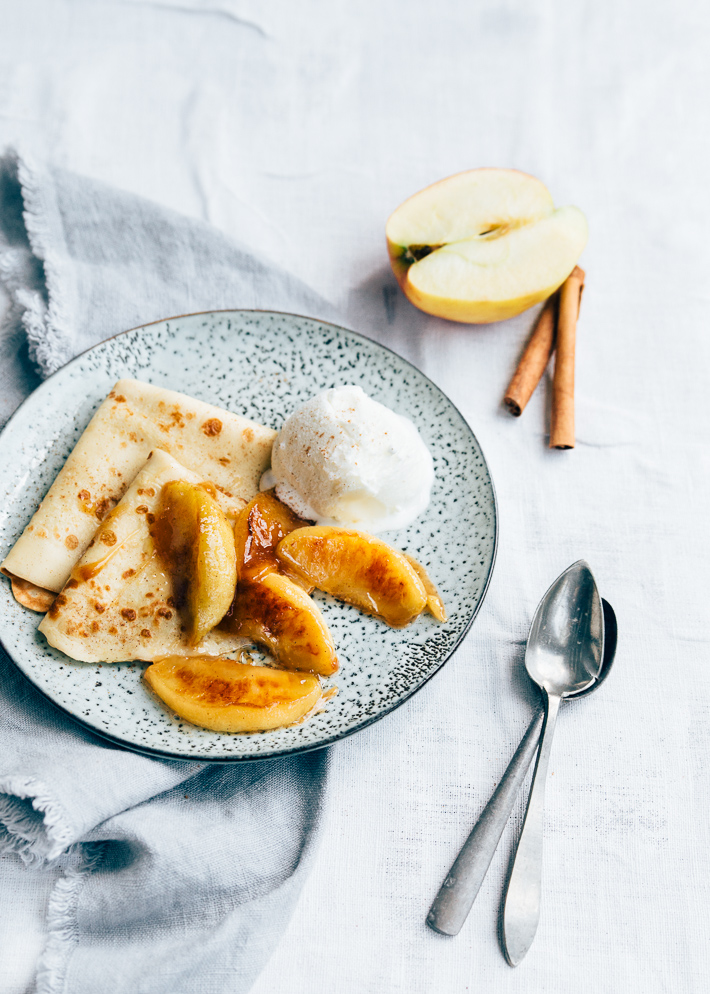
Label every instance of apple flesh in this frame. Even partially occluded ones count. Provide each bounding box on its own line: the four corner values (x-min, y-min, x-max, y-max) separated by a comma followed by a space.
224, 572, 338, 676
386, 168, 588, 324
144, 655, 321, 733
276, 526, 429, 628
152, 480, 237, 646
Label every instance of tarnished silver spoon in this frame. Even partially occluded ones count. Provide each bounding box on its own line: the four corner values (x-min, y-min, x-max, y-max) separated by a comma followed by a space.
427, 567, 614, 942
501, 561, 603, 965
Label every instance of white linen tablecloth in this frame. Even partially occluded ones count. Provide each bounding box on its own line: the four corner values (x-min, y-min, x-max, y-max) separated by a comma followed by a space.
1, 1, 708, 992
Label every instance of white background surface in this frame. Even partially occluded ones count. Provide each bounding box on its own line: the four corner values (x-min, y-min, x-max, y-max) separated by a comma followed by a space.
1, 1, 709, 992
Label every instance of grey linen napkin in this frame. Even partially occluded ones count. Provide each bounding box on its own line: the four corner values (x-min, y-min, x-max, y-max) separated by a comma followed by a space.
0, 150, 337, 994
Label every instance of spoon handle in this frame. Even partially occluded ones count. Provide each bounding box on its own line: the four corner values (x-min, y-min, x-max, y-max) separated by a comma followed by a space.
502, 691, 561, 966
426, 709, 544, 936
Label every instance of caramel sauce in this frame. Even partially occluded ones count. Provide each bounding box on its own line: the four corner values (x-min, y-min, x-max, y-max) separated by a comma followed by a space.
74, 524, 140, 582
220, 491, 309, 644
150, 482, 196, 609
76, 553, 114, 582
236, 490, 307, 583
73, 504, 129, 578
78, 491, 117, 520
197, 481, 218, 500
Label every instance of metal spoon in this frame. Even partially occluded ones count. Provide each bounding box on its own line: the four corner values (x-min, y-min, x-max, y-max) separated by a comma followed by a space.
427, 569, 613, 941
501, 560, 603, 965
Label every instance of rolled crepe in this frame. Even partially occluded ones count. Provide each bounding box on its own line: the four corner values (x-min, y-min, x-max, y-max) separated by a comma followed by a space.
39, 449, 249, 663
2, 379, 276, 593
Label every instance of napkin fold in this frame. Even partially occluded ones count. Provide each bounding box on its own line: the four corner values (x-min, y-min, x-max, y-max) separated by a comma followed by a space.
0, 149, 335, 994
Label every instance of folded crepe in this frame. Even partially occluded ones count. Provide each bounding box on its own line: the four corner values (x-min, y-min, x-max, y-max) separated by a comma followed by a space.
2, 379, 276, 595
39, 449, 248, 663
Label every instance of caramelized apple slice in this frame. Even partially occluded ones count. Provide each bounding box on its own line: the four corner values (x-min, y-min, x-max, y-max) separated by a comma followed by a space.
276, 526, 429, 628
152, 480, 237, 645
144, 655, 321, 732
233, 490, 310, 583
224, 572, 337, 676
403, 554, 447, 622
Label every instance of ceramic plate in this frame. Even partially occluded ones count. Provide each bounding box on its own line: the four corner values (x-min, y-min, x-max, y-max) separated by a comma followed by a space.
0, 311, 497, 761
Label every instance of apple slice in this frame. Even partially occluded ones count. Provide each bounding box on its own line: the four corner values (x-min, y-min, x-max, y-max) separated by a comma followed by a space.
224, 572, 338, 676
144, 655, 321, 732
403, 554, 447, 623
276, 526, 429, 628
152, 480, 237, 646
233, 490, 310, 584
386, 168, 588, 324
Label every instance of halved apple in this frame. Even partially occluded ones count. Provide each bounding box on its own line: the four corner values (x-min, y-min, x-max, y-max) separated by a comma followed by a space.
144, 655, 321, 732
152, 480, 237, 645
224, 572, 338, 676
276, 526, 430, 628
386, 168, 588, 323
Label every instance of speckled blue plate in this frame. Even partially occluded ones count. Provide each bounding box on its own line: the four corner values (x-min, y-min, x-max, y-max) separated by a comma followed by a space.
0, 311, 497, 761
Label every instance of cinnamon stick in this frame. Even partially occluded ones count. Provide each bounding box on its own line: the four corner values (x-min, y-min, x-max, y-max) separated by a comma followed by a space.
549, 266, 585, 449
504, 294, 558, 416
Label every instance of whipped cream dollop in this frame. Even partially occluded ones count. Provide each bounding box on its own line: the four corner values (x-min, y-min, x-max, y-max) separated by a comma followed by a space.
261, 385, 434, 532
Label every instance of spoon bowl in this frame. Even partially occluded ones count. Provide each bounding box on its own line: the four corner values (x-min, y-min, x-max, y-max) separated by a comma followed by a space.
525, 560, 604, 697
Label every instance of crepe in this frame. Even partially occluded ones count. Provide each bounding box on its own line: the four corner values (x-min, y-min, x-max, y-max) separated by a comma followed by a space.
2, 379, 276, 594
38, 449, 248, 663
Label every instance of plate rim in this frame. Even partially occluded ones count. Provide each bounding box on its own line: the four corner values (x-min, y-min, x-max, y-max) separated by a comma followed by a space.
0, 308, 498, 762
